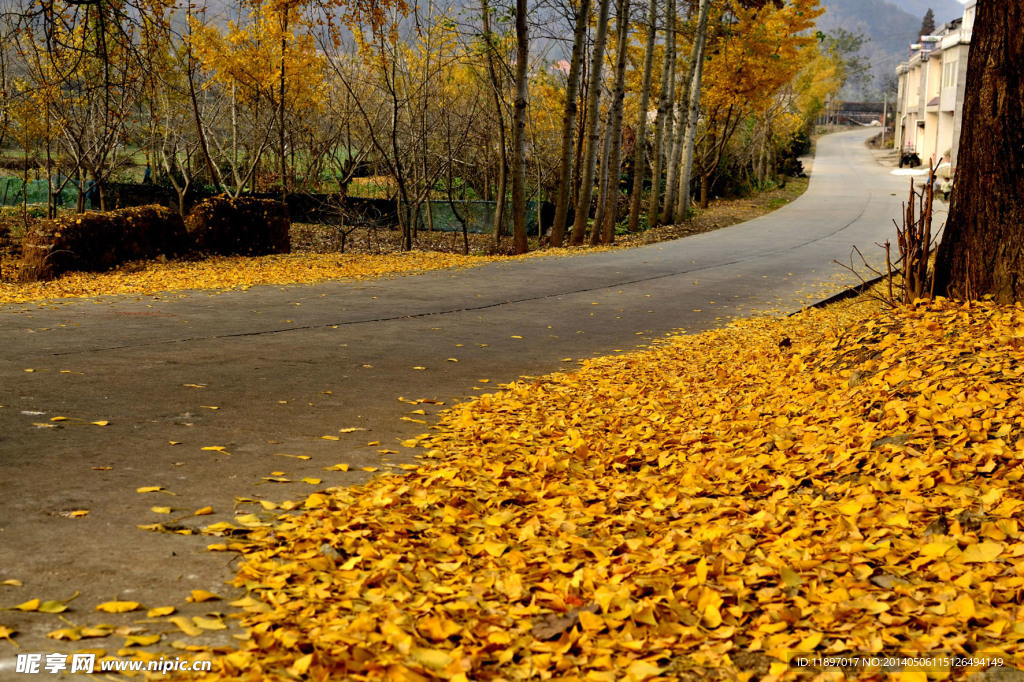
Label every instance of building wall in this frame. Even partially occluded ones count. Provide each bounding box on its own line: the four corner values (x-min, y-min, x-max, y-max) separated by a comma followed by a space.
894, 0, 974, 169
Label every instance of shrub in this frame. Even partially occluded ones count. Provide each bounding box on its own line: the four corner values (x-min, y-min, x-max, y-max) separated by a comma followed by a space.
19, 205, 187, 282
186, 196, 290, 256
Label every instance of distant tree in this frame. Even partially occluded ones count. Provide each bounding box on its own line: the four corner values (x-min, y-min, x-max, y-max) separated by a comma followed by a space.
933, 0, 1024, 303
919, 8, 935, 38
821, 28, 872, 98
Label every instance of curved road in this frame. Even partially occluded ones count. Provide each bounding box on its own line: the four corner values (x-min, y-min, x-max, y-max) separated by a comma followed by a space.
0, 128, 908, 661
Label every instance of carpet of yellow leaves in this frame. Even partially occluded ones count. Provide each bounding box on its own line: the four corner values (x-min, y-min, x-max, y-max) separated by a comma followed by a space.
185, 297, 1024, 681
0, 252, 508, 305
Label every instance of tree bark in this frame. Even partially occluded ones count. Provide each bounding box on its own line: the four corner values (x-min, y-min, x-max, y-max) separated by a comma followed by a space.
625, 0, 658, 233
481, 0, 509, 247
511, 0, 530, 254
568, 0, 613, 245
678, 0, 711, 220
933, 0, 1024, 303
598, 0, 632, 244
549, 0, 591, 247
662, 0, 700, 227
646, 0, 675, 229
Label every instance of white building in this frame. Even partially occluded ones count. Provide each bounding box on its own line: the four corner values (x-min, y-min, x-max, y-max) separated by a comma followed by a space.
894, 0, 976, 169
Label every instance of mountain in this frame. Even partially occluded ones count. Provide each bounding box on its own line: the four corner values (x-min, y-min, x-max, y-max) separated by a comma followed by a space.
891, 0, 965, 26
816, 0, 966, 100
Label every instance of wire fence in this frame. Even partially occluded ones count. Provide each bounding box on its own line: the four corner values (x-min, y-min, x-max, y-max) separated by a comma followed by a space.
0, 177, 81, 207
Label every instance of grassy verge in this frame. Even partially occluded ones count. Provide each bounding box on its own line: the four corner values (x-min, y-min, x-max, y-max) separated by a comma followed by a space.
0, 178, 810, 306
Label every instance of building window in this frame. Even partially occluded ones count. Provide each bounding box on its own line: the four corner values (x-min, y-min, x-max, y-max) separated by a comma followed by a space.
943, 60, 958, 88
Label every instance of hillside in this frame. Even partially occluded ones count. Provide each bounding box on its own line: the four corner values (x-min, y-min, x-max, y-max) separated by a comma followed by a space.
818, 0, 965, 99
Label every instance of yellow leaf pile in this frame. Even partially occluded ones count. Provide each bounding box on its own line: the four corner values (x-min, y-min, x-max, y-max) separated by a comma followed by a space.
188, 297, 1024, 680
0, 252, 503, 304
0, 246, 613, 305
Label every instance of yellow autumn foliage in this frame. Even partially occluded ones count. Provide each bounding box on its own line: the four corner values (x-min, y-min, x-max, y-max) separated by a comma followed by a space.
181, 295, 1024, 680
0, 252, 503, 305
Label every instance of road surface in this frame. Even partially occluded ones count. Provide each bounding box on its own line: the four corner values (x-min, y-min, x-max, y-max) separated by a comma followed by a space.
0, 128, 909, 668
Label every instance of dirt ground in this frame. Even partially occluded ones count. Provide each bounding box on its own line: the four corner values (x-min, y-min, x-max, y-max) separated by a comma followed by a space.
288, 177, 811, 256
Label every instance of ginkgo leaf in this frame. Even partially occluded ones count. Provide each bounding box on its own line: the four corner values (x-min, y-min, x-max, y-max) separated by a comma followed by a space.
0, 626, 16, 642
48, 627, 82, 641
95, 601, 140, 613
37, 599, 72, 614
194, 506, 214, 516
169, 617, 203, 636
338, 428, 363, 433
201, 446, 228, 453
151, 506, 172, 514
187, 590, 221, 603
80, 625, 115, 638
193, 616, 227, 631
123, 634, 161, 646
323, 463, 349, 471
147, 606, 176, 617
962, 541, 1003, 563
136, 486, 164, 493
2, 579, 22, 587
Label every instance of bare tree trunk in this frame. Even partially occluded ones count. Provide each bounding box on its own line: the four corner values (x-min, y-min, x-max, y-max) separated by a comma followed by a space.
279, 10, 288, 202
664, 1, 703, 225
933, 0, 1024, 302
549, 0, 591, 247
626, 0, 658, 233
599, 0, 632, 244
646, 0, 675, 228
679, 0, 711, 220
481, 0, 508, 247
569, 0, 613, 245
511, 0, 530, 254
591, 118, 613, 245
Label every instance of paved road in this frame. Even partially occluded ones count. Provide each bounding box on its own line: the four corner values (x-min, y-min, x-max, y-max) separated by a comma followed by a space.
0, 128, 907, 665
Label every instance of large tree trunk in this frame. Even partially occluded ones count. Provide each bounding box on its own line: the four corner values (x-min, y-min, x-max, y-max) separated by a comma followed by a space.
678, 0, 711, 221
568, 0, 613, 245
598, 0, 632, 244
549, 0, 591, 247
646, 0, 676, 229
933, 0, 1024, 303
625, 0, 658, 233
511, 0, 529, 254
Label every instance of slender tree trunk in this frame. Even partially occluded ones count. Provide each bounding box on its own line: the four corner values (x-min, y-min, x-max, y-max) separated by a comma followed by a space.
569, 0, 613, 245
599, 0, 632, 244
626, 0, 658, 233
549, 0, 591, 247
679, 0, 711, 220
933, 0, 1024, 302
511, 0, 530, 254
664, 1, 703, 224
647, 0, 675, 228
481, 0, 509, 247
279, 13, 288, 202
591, 118, 614, 245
